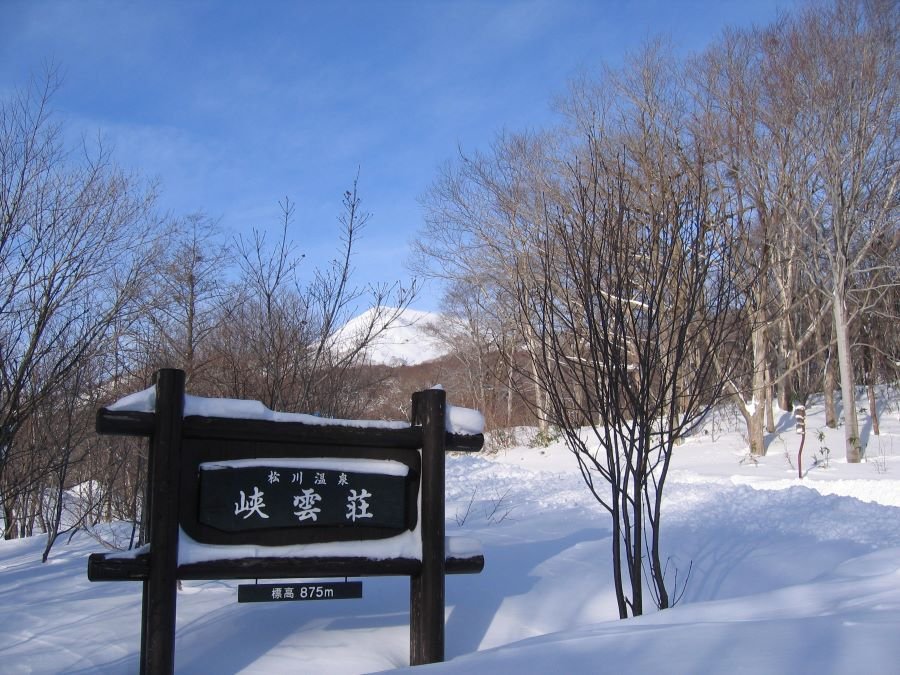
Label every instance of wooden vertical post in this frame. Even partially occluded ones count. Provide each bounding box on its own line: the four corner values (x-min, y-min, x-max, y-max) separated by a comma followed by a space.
141, 369, 185, 675
409, 388, 446, 665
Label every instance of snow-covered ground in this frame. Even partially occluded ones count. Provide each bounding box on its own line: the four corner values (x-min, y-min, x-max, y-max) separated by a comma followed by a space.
2, 389, 899, 673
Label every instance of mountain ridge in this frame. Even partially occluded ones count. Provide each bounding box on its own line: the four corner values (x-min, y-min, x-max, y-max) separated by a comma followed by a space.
331, 306, 449, 366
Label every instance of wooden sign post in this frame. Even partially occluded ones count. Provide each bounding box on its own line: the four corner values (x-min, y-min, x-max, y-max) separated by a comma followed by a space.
88, 369, 483, 673
411, 388, 446, 664
143, 368, 183, 675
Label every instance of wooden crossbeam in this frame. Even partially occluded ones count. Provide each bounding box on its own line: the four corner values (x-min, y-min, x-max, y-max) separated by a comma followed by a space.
88, 551, 485, 582
96, 409, 484, 453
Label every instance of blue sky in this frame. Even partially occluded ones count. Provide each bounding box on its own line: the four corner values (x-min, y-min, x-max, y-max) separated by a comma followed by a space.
1, 0, 800, 311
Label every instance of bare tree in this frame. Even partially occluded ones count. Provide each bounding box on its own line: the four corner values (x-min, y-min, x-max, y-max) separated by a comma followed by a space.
415, 40, 754, 617
425, 278, 523, 435
785, 0, 899, 461
512, 126, 750, 616
0, 73, 162, 536
413, 131, 564, 431
687, 0, 899, 459
142, 213, 233, 388
216, 178, 416, 417
29, 358, 104, 562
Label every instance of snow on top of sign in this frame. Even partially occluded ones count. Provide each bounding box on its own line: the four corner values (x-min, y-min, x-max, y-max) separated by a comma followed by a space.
177, 530, 482, 566
106, 384, 483, 433
178, 525, 423, 565
184, 395, 411, 429
110, 533, 479, 565
424, 384, 482, 435
106, 543, 149, 560
446, 536, 482, 558
446, 404, 484, 435
106, 385, 156, 412
201, 457, 410, 477
104, 387, 410, 430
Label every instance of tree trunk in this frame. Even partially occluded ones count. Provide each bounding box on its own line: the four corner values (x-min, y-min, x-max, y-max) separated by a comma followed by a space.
777, 377, 791, 413
3, 500, 16, 540
775, 319, 796, 412
749, 408, 766, 457
526, 335, 548, 433
823, 367, 837, 428
748, 320, 768, 456
832, 283, 860, 462
863, 340, 880, 437
765, 366, 776, 434
610, 497, 627, 619
506, 362, 513, 429
867, 383, 880, 437
819, 324, 838, 428
630, 485, 643, 617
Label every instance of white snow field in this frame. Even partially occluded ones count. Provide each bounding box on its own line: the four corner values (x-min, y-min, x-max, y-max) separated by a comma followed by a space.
1, 389, 899, 674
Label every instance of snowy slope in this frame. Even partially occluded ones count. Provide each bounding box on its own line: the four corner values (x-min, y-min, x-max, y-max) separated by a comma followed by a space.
2, 388, 899, 673
330, 307, 448, 366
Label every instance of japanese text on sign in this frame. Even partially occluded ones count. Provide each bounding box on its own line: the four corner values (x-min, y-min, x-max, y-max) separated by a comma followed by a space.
197, 463, 409, 533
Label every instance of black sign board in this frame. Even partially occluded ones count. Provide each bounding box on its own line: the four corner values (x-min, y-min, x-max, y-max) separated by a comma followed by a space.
199, 463, 408, 531
180, 440, 421, 546
238, 581, 363, 603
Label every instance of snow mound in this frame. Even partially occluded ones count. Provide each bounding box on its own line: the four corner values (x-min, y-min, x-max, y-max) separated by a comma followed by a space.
447, 404, 485, 435
331, 307, 448, 366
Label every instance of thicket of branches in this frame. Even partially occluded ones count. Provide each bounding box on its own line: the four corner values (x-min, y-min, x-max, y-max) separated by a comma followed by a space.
413, 0, 898, 616
0, 76, 415, 556
416, 0, 898, 462
516, 139, 753, 617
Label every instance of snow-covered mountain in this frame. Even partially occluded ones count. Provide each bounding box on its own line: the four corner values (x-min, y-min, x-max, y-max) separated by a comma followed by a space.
330, 307, 449, 366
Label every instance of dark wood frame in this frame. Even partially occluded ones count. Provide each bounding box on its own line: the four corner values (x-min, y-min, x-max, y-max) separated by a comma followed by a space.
87, 369, 484, 673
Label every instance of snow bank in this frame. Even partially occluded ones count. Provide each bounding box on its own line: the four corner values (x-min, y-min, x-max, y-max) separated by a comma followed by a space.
183, 395, 408, 429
